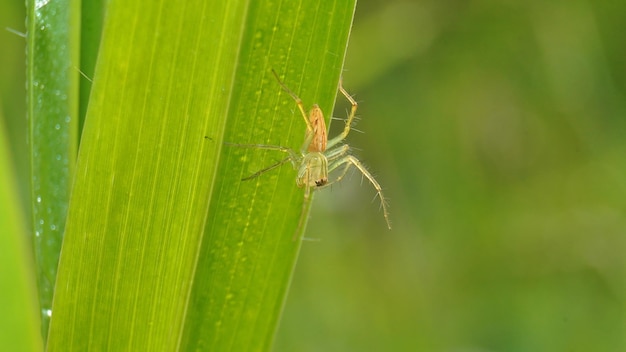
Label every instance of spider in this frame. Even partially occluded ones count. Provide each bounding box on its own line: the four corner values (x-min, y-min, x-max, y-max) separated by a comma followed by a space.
232, 70, 391, 236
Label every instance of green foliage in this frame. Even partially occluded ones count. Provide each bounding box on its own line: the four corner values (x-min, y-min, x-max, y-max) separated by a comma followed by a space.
26, 0, 80, 339
0, 115, 42, 352
24, 0, 356, 350
4, 0, 625, 351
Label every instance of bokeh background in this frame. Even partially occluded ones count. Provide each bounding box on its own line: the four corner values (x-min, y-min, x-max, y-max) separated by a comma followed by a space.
2, 0, 625, 351
277, 1, 626, 351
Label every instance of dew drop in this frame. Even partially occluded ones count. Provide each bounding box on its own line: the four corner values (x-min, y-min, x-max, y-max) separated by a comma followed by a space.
35, 0, 51, 10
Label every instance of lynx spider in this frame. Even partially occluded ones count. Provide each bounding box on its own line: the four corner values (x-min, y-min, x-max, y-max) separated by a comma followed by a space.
233, 70, 391, 237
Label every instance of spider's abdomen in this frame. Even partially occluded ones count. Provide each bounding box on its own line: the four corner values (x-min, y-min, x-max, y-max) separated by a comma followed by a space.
297, 152, 328, 188
307, 104, 327, 153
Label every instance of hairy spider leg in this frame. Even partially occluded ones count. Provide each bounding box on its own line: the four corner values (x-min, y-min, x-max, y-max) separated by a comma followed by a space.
311, 142, 391, 228
322, 154, 392, 230
271, 70, 314, 134
327, 79, 358, 149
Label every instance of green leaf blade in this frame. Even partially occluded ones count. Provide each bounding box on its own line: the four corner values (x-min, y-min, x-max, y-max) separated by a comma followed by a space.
47, 0, 248, 349
26, 0, 81, 340
182, 1, 357, 350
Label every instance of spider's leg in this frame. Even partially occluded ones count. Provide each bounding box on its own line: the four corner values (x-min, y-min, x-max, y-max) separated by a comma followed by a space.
226, 143, 299, 179
293, 182, 313, 241
327, 79, 358, 149
242, 157, 292, 181
271, 69, 314, 133
324, 144, 350, 162
323, 155, 391, 229
227, 143, 299, 161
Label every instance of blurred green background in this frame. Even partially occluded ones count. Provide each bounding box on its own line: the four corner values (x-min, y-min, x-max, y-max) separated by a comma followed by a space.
2, 0, 625, 351
277, 0, 626, 351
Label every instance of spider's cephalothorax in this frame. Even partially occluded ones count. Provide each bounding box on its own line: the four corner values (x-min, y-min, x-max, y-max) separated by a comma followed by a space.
233, 70, 391, 238
298, 152, 328, 188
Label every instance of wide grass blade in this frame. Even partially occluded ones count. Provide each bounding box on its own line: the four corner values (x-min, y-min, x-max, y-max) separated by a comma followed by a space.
182, 2, 357, 349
